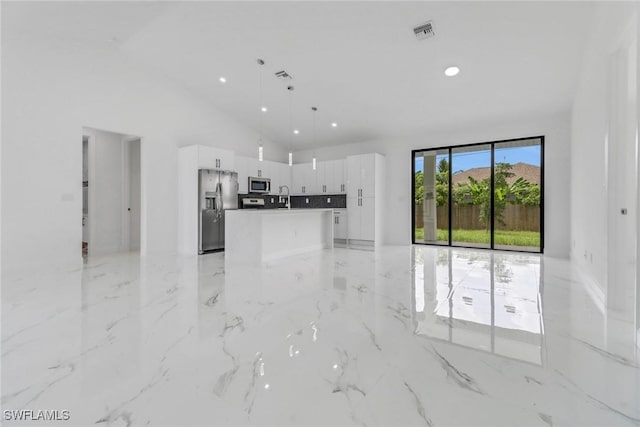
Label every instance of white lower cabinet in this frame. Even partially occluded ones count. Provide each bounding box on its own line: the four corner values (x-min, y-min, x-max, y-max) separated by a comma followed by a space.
334, 210, 347, 240
347, 197, 374, 241
346, 197, 360, 240
359, 197, 375, 241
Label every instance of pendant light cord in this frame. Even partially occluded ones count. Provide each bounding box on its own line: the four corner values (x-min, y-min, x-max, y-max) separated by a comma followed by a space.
258, 59, 264, 142
312, 107, 317, 163
289, 87, 293, 153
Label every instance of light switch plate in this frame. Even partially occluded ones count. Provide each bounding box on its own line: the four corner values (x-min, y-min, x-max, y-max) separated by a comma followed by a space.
306, 198, 309, 204
327, 197, 331, 203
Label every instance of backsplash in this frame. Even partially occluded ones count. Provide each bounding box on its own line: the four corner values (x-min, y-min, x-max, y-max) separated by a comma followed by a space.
238, 194, 285, 209
238, 194, 346, 209
290, 194, 346, 209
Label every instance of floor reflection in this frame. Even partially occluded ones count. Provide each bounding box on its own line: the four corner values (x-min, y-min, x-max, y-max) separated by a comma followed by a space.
412, 247, 544, 365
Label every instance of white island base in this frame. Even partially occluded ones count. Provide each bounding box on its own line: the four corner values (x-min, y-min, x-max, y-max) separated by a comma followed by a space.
225, 209, 334, 264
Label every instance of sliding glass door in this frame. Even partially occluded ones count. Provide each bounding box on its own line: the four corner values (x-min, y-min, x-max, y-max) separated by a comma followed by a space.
412, 137, 543, 253
493, 138, 542, 252
451, 144, 492, 249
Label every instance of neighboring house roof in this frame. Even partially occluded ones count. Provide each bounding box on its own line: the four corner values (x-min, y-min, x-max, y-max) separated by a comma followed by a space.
451, 162, 540, 186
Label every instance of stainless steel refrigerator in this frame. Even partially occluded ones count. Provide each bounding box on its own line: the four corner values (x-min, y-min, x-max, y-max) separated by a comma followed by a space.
198, 169, 238, 254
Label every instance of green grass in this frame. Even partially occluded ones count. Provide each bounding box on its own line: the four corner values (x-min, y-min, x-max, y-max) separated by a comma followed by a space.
415, 228, 540, 248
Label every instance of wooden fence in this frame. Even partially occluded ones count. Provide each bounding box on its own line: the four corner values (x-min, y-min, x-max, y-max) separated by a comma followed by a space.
415, 204, 539, 231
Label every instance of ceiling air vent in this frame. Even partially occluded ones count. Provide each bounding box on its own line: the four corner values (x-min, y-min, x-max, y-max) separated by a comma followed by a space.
275, 70, 293, 81
413, 21, 435, 40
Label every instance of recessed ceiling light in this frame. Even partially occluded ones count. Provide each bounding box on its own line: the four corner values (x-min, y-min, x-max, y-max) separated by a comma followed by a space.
261, 106, 268, 112
331, 122, 338, 128
219, 77, 227, 83
444, 66, 460, 77
293, 129, 299, 134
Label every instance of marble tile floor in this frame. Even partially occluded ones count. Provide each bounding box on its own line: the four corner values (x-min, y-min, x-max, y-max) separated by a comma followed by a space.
1, 246, 639, 426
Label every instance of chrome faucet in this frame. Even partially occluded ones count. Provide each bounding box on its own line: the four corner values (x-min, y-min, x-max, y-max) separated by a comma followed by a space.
279, 185, 290, 210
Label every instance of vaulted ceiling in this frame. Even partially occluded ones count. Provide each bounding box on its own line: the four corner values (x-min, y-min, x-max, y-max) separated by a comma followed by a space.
5, 1, 594, 149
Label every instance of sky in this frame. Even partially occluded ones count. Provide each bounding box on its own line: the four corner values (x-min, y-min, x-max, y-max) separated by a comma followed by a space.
415, 145, 541, 173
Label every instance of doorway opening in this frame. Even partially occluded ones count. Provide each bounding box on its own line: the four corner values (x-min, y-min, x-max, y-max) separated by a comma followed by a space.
82, 127, 141, 257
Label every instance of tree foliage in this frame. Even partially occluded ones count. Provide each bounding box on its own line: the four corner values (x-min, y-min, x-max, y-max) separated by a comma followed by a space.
415, 160, 540, 228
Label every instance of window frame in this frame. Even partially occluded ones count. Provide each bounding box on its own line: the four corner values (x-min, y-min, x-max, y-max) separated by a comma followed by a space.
411, 135, 545, 254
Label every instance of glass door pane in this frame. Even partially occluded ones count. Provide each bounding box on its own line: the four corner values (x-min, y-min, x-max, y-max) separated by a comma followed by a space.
413, 149, 449, 245
493, 138, 542, 252
451, 144, 492, 248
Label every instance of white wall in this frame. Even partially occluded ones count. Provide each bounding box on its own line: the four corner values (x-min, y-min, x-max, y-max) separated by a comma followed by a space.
1, 3, 285, 271
570, 2, 639, 311
293, 114, 571, 258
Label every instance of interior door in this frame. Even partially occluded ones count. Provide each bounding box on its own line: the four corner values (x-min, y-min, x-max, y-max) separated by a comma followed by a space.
128, 139, 141, 251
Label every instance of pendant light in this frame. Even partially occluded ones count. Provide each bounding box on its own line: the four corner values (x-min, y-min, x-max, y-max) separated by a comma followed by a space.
311, 106, 318, 170
288, 85, 294, 166
257, 58, 265, 162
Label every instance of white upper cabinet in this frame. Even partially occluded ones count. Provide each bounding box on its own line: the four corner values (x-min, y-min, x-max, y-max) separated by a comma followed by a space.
331, 159, 346, 193
236, 156, 248, 193
360, 154, 376, 197
291, 159, 346, 195
245, 158, 269, 179
236, 156, 277, 194
291, 162, 319, 194
292, 164, 306, 194
305, 164, 319, 194
347, 155, 361, 197
316, 160, 334, 194
277, 162, 292, 193
347, 153, 377, 197
197, 146, 235, 171
267, 160, 291, 194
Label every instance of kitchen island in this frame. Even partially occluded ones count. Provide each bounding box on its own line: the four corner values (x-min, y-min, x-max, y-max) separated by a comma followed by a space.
225, 209, 334, 264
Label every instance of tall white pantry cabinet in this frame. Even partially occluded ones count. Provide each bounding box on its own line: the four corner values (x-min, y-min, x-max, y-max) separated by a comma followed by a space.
346, 153, 385, 246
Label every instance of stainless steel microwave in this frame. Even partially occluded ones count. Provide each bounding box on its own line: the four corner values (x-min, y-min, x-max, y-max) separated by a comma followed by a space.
248, 176, 271, 194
